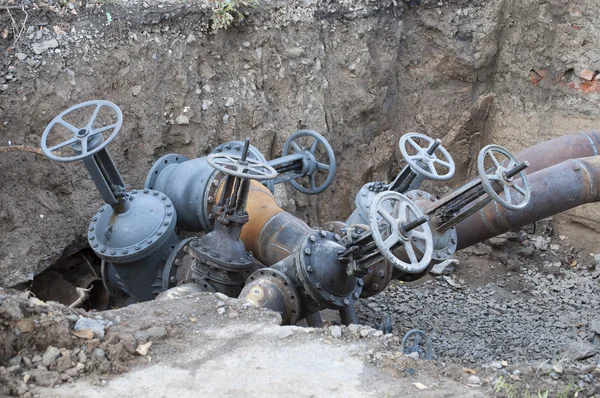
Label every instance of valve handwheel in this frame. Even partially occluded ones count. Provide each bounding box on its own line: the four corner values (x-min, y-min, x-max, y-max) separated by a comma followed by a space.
477, 145, 531, 211
282, 130, 337, 194
41, 100, 123, 162
368, 191, 433, 273
207, 153, 278, 180
399, 133, 455, 181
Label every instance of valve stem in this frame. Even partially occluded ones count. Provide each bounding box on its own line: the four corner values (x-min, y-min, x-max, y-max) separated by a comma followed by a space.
505, 161, 529, 179
426, 139, 442, 155
402, 215, 429, 233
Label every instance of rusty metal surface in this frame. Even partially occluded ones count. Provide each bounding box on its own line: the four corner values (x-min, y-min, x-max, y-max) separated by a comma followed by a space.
456, 156, 600, 249
513, 131, 600, 174
360, 260, 393, 298
238, 180, 284, 254
239, 268, 301, 325
254, 212, 315, 266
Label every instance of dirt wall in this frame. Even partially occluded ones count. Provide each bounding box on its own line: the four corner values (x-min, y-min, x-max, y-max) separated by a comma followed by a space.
1, 0, 599, 286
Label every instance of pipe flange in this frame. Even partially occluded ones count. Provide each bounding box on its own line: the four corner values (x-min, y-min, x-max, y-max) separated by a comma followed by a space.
360, 260, 394, 298
200, 171, 227, 232
88, 189, 177, 263
246, 268, 302, 325
297, 231, 362, 310
162, 237, 194, 290
144, 153, 188, 190
405, 190, 457, 262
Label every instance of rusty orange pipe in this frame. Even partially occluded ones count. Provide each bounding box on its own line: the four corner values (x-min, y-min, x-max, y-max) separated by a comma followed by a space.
234, 181, 315, 265
455, 156, 600, 249
512, 131, 600, 174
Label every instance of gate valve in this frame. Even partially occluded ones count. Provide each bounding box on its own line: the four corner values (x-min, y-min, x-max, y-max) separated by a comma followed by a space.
163, 139, 278, 297
346, 133, 455, 226
41, 101, 180, 302
422, 144, 531, 234
342, 191, 434, 276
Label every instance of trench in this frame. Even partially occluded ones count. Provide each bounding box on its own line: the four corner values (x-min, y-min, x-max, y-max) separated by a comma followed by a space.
1, 0, 600, 374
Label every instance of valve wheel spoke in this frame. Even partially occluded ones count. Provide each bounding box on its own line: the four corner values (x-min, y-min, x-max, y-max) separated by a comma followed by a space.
406, 137, 423, 152
434, 158, 452, 168
86, 103, 103, 129
57, 118, 80, 134
513, 184, 526, 196
316, 162, 330, 170
426, 159, 439, 176
487, 151, 501, 168
310, 138, 319, 154
48, 137, 78, 152
404, 242, 418, 264
377, 208, 397, 227
503, 184, 512, 203
291, 141, 302, 153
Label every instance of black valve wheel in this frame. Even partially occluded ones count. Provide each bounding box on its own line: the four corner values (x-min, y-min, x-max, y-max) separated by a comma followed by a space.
41, 100, 123, 162
282, 130, 337, 195
207, 153, 278, 180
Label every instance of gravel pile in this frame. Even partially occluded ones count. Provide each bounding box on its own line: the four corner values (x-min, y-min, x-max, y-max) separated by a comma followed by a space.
357, 264, 600, 367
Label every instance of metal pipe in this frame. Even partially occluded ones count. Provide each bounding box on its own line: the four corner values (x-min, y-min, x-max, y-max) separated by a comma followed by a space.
339, 306, 358, 325
512, 131, 600, 174
455, 156, 600, 249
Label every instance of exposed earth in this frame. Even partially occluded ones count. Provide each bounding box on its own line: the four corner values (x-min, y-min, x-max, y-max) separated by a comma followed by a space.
1, 0, 600, 397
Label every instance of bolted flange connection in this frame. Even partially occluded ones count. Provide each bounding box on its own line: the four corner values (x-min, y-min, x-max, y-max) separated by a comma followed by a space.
297, 230, 363, 310
88, 188, 177, 263
241, 268, 302, 325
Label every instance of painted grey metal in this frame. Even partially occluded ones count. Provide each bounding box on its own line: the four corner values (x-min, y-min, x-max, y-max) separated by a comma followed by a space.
478, 144, 531, 210
281, 130, 337, 194
100, 230, 179, 302
88, 189, 177, 263
402, 329, 433, 360
405, 190, 458, 263
41, 100, 123, 162
368, 191, 433, 273
399, 132, 455, 181
207, 153, 278, 180
146, 141, 272, 233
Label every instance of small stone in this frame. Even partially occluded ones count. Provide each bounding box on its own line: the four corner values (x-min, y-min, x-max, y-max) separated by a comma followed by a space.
549, 372, 560, 380
488, 237, 507, 247
216, 301, 226, 307
283, 47, 305, 59
490, 361, 503, 369
31, 355, 42, 363
186, 34, 196, 44
74, 317, 106, 340
217, 307, 226, 315
553, 364, 563, 374
532, 236, 548, 251
222, 114, 230, 124
277, 328, 294, 339
15, 53, 27, 61
580, 69, 595, 81
16, 318, 34, 333
201, 100, 212, 111
330, 326, 342, 338
32, 39, 59, 55
136, 341, 152, 356
347, 324, 360, 336
550, 244, 559, 251
562, 341, 597, 361
430, 259, 457, 275
359, 329, 371, 338
407, 352, 420, 360
471, 243, 492, 256
175, 115, 189, 125
518, 246, 535, 258
590, 318, 600, 334
468, 375, 482, 385
0, 84, 8, 92
242, 41, 251, 47
42, 347, 60, 367
224, 97, 234, 107
76, 363, 85, 372
373, 331, 383, 337
501, 360, 508, 367
131, 85, 141, 96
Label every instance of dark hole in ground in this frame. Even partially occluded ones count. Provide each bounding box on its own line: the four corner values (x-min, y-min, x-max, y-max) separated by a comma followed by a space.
22, 248, 110, 311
